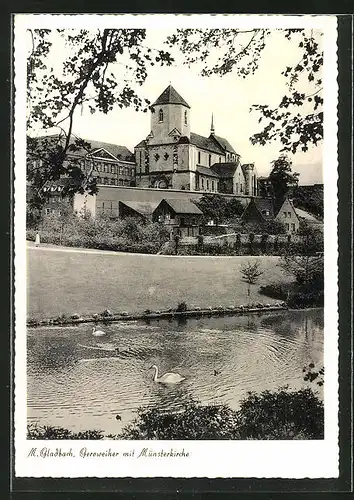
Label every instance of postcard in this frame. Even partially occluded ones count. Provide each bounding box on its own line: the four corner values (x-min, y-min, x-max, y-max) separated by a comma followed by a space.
14, 13, 338, 478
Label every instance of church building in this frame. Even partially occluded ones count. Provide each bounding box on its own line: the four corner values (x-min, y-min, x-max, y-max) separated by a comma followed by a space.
134, 85, 257, 196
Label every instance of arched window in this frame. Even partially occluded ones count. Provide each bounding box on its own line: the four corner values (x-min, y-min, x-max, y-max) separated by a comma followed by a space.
184, 110, 187, 125
159, 109, 164, 122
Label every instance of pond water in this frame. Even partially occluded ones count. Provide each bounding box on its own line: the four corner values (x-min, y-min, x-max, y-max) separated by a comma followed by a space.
27, 309, 324, 436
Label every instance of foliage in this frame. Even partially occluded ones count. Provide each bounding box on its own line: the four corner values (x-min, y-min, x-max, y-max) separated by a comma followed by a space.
176, 301, 188, 312
234, 387, 324, 439
195, 194, 244, 226
28, 386, 324, 441
280, 254, 323, 287
27, 213, 170, 254
119, 401, 238, 440
295, 220, 324, 254
303, 363, 324, 387
292, 184, 324, 219
287, 289, 324, 308
259, 283, 288, 301
231, 219, 286, 236
240, 260, 264, 296
279, 222, 324, 292
168, 29, 323, 154
268, 154, 299, 201
119, 387, 323, 440
27, 424, 104, 440
259, 279, 323, 308
27, 29, 173, 207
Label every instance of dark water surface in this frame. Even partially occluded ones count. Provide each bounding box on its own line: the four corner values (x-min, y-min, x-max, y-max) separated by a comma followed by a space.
27, 309, 324, 435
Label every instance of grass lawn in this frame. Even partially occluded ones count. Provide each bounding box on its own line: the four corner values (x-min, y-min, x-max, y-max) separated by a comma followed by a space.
27, 243, 290, 319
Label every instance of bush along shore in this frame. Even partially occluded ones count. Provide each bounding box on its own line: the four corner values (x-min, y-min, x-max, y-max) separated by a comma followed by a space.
27, 375, 324, 441
27, 301, 288, 328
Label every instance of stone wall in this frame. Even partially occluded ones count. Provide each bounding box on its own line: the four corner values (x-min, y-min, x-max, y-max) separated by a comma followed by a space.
73, 186, 253, 217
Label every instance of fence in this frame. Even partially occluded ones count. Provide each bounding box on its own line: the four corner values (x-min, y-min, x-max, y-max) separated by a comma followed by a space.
178, 232, 322, 256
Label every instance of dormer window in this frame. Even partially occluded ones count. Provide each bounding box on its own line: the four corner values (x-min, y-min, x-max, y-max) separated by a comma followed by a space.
159, 109, 164, 122
184, 110, 187, 125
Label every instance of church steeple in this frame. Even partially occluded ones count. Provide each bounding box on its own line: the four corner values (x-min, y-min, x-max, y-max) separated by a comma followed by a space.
210, 113, 215, 135
149, 84, 190, 145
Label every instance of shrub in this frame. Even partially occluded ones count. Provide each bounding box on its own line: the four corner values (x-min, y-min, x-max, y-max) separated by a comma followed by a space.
27, 424, 105, 440
119, 401, 239, 440
26, 213, 170, 254
235, 387, 324, 439
176, 301, 187, 312
259, 283, 287, 301
119, 387, 323, 440
287, 290, 324, 308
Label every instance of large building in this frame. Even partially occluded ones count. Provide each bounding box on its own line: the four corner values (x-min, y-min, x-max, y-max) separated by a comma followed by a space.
134, 85, 257, 196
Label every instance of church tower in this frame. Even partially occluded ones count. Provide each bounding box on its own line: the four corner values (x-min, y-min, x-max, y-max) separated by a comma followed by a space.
148, 85, 190, 145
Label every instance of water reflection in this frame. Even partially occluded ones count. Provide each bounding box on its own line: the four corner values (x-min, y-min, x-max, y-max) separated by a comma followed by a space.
27, 309, 324, 435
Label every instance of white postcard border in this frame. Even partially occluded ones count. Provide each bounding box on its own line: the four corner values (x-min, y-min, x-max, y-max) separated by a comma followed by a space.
14, 14, 339, 478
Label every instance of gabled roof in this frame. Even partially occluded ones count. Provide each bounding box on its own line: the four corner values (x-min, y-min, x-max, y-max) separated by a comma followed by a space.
211, 135, 237, 154
196, 165, 219, 178
211, 162, 240, 178
85, 140, 134, 162
242, 196, 300, 222
90, 147, 119, 161
159, 198, 203, 215
190, 132, 224, 155
135, 139, 146, 149
252, 198, 275, 220
29, 134, 134, 162
294, 207, 319, 222
153, 85, 190, 108
119, 200, 159, 216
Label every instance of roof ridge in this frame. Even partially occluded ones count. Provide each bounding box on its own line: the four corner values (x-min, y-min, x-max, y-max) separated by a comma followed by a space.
153, 85, 190, 108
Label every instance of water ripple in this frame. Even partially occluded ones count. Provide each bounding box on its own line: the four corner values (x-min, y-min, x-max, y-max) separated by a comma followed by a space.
27, 310, 324, 434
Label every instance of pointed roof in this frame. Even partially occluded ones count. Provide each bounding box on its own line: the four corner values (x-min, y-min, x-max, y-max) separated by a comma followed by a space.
159, 198, 203, 215
211, 135, 237, 154
153, 85, 190, 108
210, 113, 215, 135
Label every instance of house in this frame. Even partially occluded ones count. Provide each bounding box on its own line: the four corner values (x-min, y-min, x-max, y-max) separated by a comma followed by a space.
27, 134, 136, 189
241, 197, 300, 233
152, 199, 203, 237
134, 85, 257, 195
118, 201, 159, 220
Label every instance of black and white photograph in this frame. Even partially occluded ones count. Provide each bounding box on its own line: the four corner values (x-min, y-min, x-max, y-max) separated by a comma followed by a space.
14, 14, 338, 478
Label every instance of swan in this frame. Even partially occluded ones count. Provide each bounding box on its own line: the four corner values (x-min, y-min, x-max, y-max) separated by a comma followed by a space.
150, 365, 185, 384
92, 326, 106, 337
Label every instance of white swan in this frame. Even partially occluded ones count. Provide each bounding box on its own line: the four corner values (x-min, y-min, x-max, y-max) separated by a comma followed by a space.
92, 326, 106, 337
150, 365, 185, 384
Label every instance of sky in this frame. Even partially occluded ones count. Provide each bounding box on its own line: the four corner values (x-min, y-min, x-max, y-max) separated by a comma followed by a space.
29, 28, 323, 185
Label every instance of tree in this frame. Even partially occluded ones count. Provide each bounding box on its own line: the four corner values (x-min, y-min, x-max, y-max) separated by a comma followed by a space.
194, 194, 228, 226
268, 154, 299, 201
240, 260, 264, 300
27, 29, 173, 207
292, 184, 324, 219
195, 194, 244, 225
279, 223, 324, 292
168, 29, 323, 154
224, 198, 245, 221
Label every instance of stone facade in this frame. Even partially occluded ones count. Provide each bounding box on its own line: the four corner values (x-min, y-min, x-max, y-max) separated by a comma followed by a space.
134, 85, 258, 195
